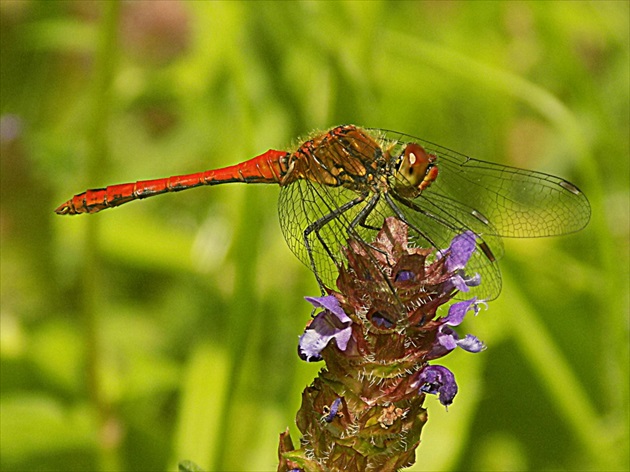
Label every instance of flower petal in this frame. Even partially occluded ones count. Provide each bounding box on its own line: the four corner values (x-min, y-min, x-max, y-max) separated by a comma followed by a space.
414, 365, 458, 407
456, 334, 486, 353
395, 270, 415, 282
437, 326, 459, 350
443, 298, 478, 326
305, 295, 350, 323
297, 329, 326, 362
298, 303, 352, 362
450, 274, 468, 292
322, 397, 343, 423
445, 231, 477, 272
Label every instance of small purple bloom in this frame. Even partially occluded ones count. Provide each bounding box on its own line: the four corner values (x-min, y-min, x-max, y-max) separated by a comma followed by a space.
455, 333, 486, 352
443, 298, 478, 326
395, 270, 415, 282
322, 397, 343, 423
436, 327, 459, 351
433, 298, 486, 354
298, 296, 352, 362
372, 312, 394, 329
437, 326, 485, 353
413, 365, 458, 407
449, 271, 481, 292
445, 231, 477, 272
437, 231, 481, 293
305, 295, 350, 322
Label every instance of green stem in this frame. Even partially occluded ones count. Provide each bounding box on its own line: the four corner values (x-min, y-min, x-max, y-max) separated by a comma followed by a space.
211, 49, 263, 470
83, 2, 121, 470
502, 270, 617, 469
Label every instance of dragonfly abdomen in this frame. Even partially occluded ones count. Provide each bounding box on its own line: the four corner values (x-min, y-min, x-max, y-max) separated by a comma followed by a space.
55, 149, 291, 215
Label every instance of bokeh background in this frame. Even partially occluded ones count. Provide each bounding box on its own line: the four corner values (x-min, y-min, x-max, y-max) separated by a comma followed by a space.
1, 1, 628, 471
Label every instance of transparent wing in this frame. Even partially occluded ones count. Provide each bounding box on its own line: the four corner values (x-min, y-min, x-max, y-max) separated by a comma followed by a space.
390, 191, 503, 299
278, 178, 503, 300
278, 127, 590, 301
378, 130, 591, 238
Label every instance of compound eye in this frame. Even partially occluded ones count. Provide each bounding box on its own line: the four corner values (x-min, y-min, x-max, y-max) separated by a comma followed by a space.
399, 143, 431, 186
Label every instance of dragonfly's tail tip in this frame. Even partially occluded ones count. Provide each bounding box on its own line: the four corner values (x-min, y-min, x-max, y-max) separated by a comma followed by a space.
54, 201, 75, 215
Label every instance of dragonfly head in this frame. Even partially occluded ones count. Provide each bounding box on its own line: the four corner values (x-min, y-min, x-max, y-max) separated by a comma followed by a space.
395, 143, 439, 196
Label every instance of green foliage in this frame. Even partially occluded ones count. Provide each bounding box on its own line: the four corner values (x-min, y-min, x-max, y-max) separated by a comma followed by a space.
1, 1, 627, 471
179, 460, 205, 472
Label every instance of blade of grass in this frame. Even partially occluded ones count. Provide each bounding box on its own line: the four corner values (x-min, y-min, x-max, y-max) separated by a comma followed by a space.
172, 343, 229, 470
211, 35, 266, 469
82, 2, 122, 471
501, 269, 617, 469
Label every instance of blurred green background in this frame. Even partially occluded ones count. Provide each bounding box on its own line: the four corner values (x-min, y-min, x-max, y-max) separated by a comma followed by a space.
1, 1, 628, 471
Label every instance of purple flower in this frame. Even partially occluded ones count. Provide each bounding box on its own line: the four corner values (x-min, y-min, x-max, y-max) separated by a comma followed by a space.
437, 327, 485, 353
441, 231, 481, 293
449, 271, 481, 292
298, 296, 352, 362
442, 298, 480, 326
322, 397, 343, 423
304, 295, 349, 319
395, 270, 415, 282
412, 365, 458, 407
431, 298, 486, 354
445, 231, 477, 272
372, 313, 394, 329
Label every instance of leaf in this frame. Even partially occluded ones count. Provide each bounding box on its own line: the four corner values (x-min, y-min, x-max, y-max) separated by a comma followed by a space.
178, 459, 206, 472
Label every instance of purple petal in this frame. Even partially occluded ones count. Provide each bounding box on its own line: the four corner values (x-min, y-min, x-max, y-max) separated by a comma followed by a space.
395, 270, 415, 282
372, 313, 394, 329
450, 274, 469, 292
332, 324, 352, 351
305, 295, 350, 323
413, 365, 458, 407
298, 329, 325, 362
456, 334, 486, 353
445, 231, 477, 272
437, 326, 458, 350
443, 298, 477, 326
323, 397, 343, 423
298, 306, 352, 362
436, 324, 485, 354
444, 271, 481, 294
464, 273, 481, 287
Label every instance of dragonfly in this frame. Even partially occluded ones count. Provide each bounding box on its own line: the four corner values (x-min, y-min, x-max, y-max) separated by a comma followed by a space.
55, 124, 591, 300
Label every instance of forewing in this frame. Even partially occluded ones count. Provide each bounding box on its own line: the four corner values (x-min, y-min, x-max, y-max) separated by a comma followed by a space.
377, 130, 591, 238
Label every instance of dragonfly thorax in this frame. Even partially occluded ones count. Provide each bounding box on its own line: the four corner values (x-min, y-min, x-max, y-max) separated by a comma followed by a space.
285, 125, 387, 192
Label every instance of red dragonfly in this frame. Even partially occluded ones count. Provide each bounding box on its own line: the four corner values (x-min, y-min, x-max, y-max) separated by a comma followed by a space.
56, 124, 590, 300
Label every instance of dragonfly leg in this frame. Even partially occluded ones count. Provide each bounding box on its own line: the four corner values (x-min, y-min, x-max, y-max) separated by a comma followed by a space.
347, 193, 393, 261
345, 193, 379, 230
348, 192, 390, 233
345, 193, 406, 298
385, 193, 444, 250
303, 193, 369, 293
